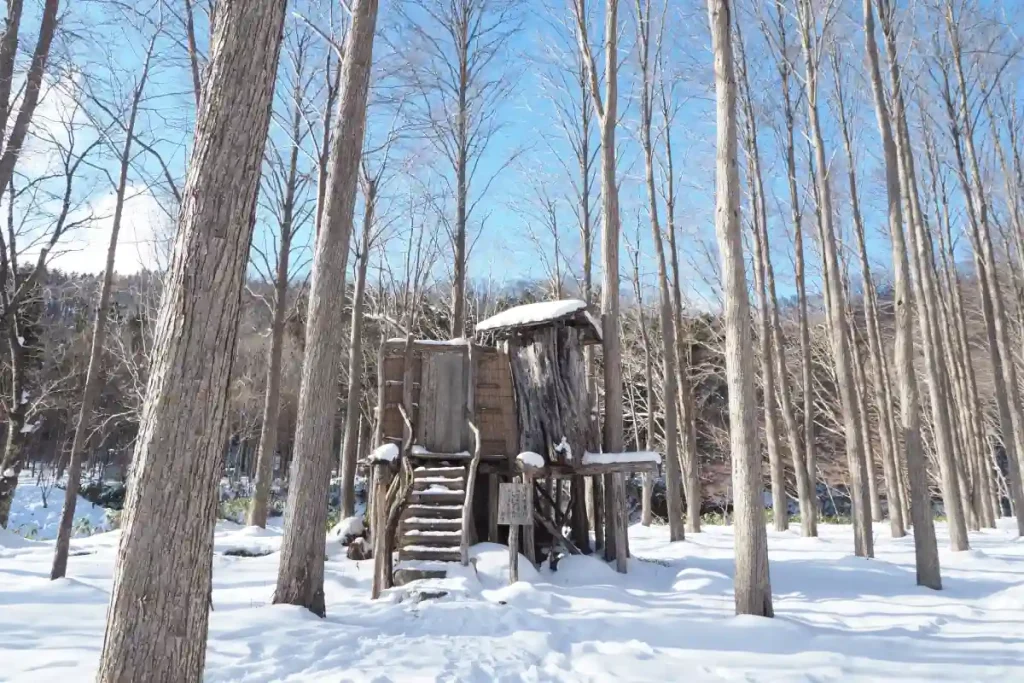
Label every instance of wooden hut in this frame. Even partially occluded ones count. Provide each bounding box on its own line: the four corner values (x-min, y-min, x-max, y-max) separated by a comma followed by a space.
368, 300, 660, 593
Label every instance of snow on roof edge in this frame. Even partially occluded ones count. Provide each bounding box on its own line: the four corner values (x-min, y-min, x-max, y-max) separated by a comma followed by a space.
475, 299, 590, 333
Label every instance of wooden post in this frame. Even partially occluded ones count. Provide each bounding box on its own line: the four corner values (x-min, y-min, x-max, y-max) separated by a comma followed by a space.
370, 463, 394, 599
523, 473, 537, 566
461, 424, 482, 565
508, 522, 519, 583
488, 474, 500, 542
612, 473, 628, 573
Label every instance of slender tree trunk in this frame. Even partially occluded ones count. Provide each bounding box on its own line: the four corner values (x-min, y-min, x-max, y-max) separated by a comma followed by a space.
942, 5, 1024, 536
248, 69, 306, 529
833, 72, 905, 535
0, 314, 26, 527
797, 0, 872, 558
708, 0, 772, 617
863, 0, 941, 587
51, 39, 154, 576
661, 98, 701, 534
94, 3, 288, 679
636, 0, 682, 538
275, 0, 379, 616
769, 5, 816, 534
340, 182, 376, 518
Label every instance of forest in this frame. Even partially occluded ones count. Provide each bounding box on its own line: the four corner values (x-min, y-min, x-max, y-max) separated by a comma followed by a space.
3, 0, 1024, 680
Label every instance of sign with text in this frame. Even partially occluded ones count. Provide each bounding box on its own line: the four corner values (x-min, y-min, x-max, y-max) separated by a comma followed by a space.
498, 482, 532, 526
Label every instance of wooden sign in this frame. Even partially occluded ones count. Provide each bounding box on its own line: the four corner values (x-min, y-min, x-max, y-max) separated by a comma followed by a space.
498, 482, 532, 526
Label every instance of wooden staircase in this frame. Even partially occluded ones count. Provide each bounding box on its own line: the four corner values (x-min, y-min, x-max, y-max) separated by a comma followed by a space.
394, 462, 468, 585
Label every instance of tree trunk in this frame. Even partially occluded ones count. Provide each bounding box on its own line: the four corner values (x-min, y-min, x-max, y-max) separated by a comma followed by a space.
94, 3, 288, 680
797, 0, 872, 558
708, 0, 772, 617
275, 0, 379, 617
863, 0, 941, 588
249, 67, 306, 529
635, 3, 683, 538
51, 38, 154, 576
662, 102, 701, 534
340, 183, 376, 518
0, 314, 27, 527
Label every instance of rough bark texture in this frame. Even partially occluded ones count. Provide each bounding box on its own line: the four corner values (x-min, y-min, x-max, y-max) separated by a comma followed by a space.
864, 0, 941, 588
275, 0, 379, 617
708, 0, 772, 618
94, 2, 288, 680
508, 325, 591, 468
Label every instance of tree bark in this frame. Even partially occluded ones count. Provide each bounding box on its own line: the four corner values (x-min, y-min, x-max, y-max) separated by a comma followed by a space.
275, 0, 379, 617
94, 2, 288, 680
863, 0, 941, 588
708, 0, 772, 617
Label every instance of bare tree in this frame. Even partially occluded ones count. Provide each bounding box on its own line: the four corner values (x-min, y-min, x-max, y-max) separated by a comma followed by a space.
247, 32, 318, 528
391, 0, 519, 337
862, 0, 941, 587
95, 2, 289, 679
795, 0, 872, 558
51, 23, 160, 578
708, 0, 772, 617
634, 0, 683, 539
572, 0, 628, 571
275, 0, 380, 617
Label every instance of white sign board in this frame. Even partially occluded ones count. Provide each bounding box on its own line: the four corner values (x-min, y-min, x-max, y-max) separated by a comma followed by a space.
498, 482, 532, 526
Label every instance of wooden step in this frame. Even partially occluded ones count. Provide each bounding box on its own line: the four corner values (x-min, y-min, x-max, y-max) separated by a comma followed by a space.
404, 504, 463, 519
410, 447, 472, 461
399, 546, 462, 562
394, 563, 451, 585
401, 530, 462, 546
413, 477, 464, 491
413, 466, 465, 477
410, 489, 465, 505
402, 517, 462, 532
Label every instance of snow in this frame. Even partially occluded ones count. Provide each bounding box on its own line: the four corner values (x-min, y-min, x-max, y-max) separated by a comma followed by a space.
328, 516, 364, 545
582, 450, 663, 465
386, 337, 468, 346
366, 442, 399, 463
19, 421, 39, 434
4, 518, 1024, 681
411, 445, 469, 457
4, 474, 111, 540
475, 299, 589, 332
517, 451, 546, 469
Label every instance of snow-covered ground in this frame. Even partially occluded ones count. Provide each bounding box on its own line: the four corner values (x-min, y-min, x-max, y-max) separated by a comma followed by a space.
4, 475, 112, 540
3, 498, 1024, 681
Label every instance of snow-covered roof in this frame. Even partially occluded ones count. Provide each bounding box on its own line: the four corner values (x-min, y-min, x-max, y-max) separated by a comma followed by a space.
475, 299, 602, 342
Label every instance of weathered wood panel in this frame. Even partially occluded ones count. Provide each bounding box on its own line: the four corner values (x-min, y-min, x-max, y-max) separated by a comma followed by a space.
418, 351, 467, 452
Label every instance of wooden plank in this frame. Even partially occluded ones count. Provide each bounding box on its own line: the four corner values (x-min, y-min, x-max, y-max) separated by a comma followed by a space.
508, 522, 519, 583
498, 482, 532, 525
488, 474, 500, 542
419, 351, 466, 453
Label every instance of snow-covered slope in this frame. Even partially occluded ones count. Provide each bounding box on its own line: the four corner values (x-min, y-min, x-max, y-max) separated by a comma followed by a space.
5, 474, 112, 540
2, 519, 1024, 681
